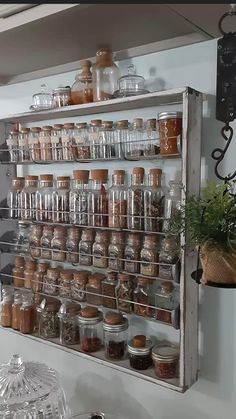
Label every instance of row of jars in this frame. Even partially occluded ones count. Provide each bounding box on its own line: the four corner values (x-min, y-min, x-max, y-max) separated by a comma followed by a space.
0, 287, 179, 379
7, 168, 182, 233
6, 111, 182, 163
12, 257, 179, 325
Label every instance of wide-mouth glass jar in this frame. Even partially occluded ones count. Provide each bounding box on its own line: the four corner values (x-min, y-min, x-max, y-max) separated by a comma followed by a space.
128, 335, 153, 370
152, 344, 179, 379
158, 111, 182, 156
38, 298, 60, 339
79, 306, 103, 353
58, 301, 81, 346
53, 86, 72, 108
103, 311, 129, 360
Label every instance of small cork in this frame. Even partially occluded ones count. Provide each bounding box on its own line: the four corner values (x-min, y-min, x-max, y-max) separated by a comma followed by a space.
137, 276, 150, 286
39, 174, 53, 181
146, 119, 156, 129
53, 124, 64, 129
132, 335, 146, 348
133, 167, 144, 176
68, 227, 80, 236
117, 120, 128, 129
104, 311, 123, 325
149, 168, 162, 178
73, 170, 89, 182
80, 59, 92, 69
42, 225, 54, 234
133, 118, 143, 129
161, 281, 174, 294
113, 170, 125, 179
57, 176, 70, 182
60, 270, 73, 281
90, 169, 108, 183
63, 123, 75, 129
73, 270, 90, 282
118, 273, 132, 282
42, 126, 52, 131
80, 306, 98, 318
54, 226, 66, 235
30, 127, 41, 132
46, 299, 60, 312
38, 262, 49, 273
90, 119, 102, 126
102, 121, 113, 129
47, 268, 60, 279
25, 175, 38, 181
81, 229, 94, 241
66, 302, 81, 315
14, 256, 25, 267
25, 261, 37, 271
76, 122, 87, 129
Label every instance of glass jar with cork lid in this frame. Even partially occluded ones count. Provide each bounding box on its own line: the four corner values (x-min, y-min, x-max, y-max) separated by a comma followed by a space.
51, 124, 63, 161
102, 271, 118, 309
79, 306, 103, 352
108, 170, 127, 228
28, 127, 41, 161
51, 226, 67, 262
144, 168, 164, 232
86, 273, 106, 306
88, 169, 108, 227
38, 298, 60, 339
144, 118, 159, 157
140, 235, 159, 277
89, 119, 102, 160
58, 270, 73, 298
32, 262, 49, 293
69, 170, 89, 226
93, 231, 109, 269
93, 47, 120, 102
71, 60, 93, 104
127, 167, 145, 230
71, 270, 90, 302
24, 260, 37, 289
103, 311, 129, 360
20, 175, 38, 221
39, 126, 52, 161
128, 335, 153, 370
124, 233, 141, 274
74, 122, 90, 160
40, 225, 54, 260
66, 227, 80, 265
116, 273, 133, 313
61, 123, 75, 161
12, 256, 25, 287
126, 118, 144, 158
35, 174, 54, 222
52, 176, 70, 223
133, 277, 152, 318
58, 301, 81, 345
0, 289, 13, 327
108, 231, 125, 271
43, 267, 60, 296
78, 229, 94, 266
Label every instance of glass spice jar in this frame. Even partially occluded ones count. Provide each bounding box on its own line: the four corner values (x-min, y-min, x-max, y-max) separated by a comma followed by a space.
127, 118, 144, 158
13, 222, 29, 255
6, 129, 19, 163
162, 181, 182, 232
71, 270, 90, 302
29, 224, 43, 259
127, 167, 145, 230
38, 298, 60, 339
69, 170, 89, 226
140, 235, 158, 277
66, 227, 80, 264
108, 231, 124, 271
52, 176, 70, 223
51, 226, 67, 262
144, 168, 164, 232
124, 233, 141, 274
20, 175, 38, 221
12, 256, 25, 287
99, 121, 116, 159
61, 123, 75, 161
93, 231, 109, 269
102, 271, 117, 309
158, 111, 182, 155
159, 236, 180, 281
116, 120, 129, 159
58, 302, 81, 345
108, 170, 127, 228
18, 128, 30, 162
20, 293, 34, 334
53, 86, 72, 107
116, 273, 133, 313
39, 126, 52, 161
89, 119, 102, 160
133, 277, 152, 317
144, 119, 160, 157
0, 291, 13, 327
78, 229, 94, 266
11, 292, 22, 330
88, 169, 108, 227
40, 225, 54, 260
103, 311, 129, 361
93, 47, 120, 101
71, 60, 93, 104
7, 177, 24, 219
51, 124, 63, 161
35, 174, 54, 222
58, 270, 73, 298
33, 292, 42, 333
152, 344, 179, 379
155, 281, 177, 324
86, 273, 106, 306
74, 122, 90, 160
32, 262, 49, 293
24, 260, 37, 289
28, 127, 41, 161
128, 335, 153, 370
79, 306, 103, 352
43, 268, 60, 296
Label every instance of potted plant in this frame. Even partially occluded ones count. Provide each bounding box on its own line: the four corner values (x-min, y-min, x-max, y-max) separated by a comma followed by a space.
170, 182, 236, 285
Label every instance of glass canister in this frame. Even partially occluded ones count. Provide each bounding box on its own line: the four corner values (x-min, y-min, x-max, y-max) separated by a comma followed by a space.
88, 169, 108, 227
140, 235, 158, 277
69, 170, 89, 225
39, 126, 52, 162
89, 119, 102, 160
51, 124, 63, 161
51, 226, 67, 262
78, 229, 94, 266
43, 267, 60, 296
152, 344, 179, 379
71, 60, 93, 104
20, 175, 38, 221
11, 291, 22, 330
20, 293, 34, 334
158, 111, 182, 155
32, 262, 49, 293
127, 167, 145, 230
40, 225, 54, 260
53, 86, 72, 107
108, 231, 124, 271
74, 122, 90, 160
93, 47, 120, 102
128, 335, 153, 370
163, 181, 182, 232
103, 311, 129, 360
38, 298, 60, 339
99, 121, 116, 159
126, 118, 144, 158
66, 227, 80, 264
144, 119, 159, 157
6, 129, 19, 163
58, 302, 81, 345
13, 221, 29, 255
12, 256, 25, 287
58, 269, 73, 298
79, 306, 103, 352
116, 273, 133, 313
35, 174, 54, 222
18, 127, 30, 162
102, 271, 118, 309
28, 127, 41, 161
71, 270, 90, 302
29, 224, 43, 259
61, 123, 75, 161
155, 281, 177, 324
144, 168, 164, 232
159, 236, 180, 281
108, 170, 127, 228
86, 273, 105, 306
133, 277, 152, 317
124, 233, 141, 274
52, 176, 70, 223
0, 290, 13, 327
92, 231, 109, 269
7, 176, 24, 219
24, 260, 37, 289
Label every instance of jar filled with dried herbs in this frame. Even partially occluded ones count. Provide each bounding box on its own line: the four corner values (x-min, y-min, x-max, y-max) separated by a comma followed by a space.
88, 169, 108, 227
52, 176, 70, 223
124, 233, 141, 274
38, 298, 60, 339
43, 268, 60, 296
116, 273, 133, 313
102, 271, 117, 309
93, 231, 109, 269
29, 224, 43, 259
69, 170, 89, 225
79, 306, 103, 353
108, 231, 125, 271
40, 225, 54, 260
140, 235, 158, 277
58, 270, 73, 298
78, 229, 94, 266
66, 227, 80, 264
86, 273, 106, 306
108, 170, 127, 228
103, 311, 129, 360
58, 302, 81, 346
61, 123, 75, 161
71, 270, 90, 301
159, 236, 180, 281
74, 122, 90, 160
127, 167, 145, 230
51, 226, 66, 262
144, 168, 164, 232
133, 277, 152, 318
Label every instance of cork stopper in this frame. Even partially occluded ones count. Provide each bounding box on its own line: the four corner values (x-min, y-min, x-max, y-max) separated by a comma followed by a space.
146, 119, 156, 130
20, 128, 30, 133
133, 118, 143, 129
133, 167, 144, 177
104, 311, 123, 325
39, 174, 53, 182
90, 119, 102, 127
137, 276, 150, 287
60, 270, 73, 281
81, 229, 94, 241
118, 273, 132, 282
67, 227, 80, 237
53, 124, 63, 130
63, 123, 75, 129
96, 47, 112, 67
42, 126, 52, 131
57, 176, 70, 182
54, 226, 66, 236
90, 169, 108, 182
160, 281, 174, 294
144, 234, 157, 244
149, 168, 162, 178
66, 302, 81, 315
42, 225, 54, 235
25, 175, 38, 181
14, 256, 25, 267
117, 120, 128, 129
47, 268, 60, 279
12, 177, 25, 188
73, 270, 90, 282
38, 262, 49, 273
25, 260, 37, 271
30, 127, 41, 133
102, 121, 113, 129
80, 59, 92, 69
88, 272, 106, 286
132, 335, 146, 348
113, 170, 125, 182
76, 122, 87, 130
73, 170, 89, 182
107, 271, 117, 281
45, 298, 60, 313
56, 176, 70, 188
127, 232, 141, 243
80, 306, 98, 318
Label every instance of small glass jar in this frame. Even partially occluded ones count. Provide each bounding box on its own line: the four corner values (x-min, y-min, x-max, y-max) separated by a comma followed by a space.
33, 292, 43, 333
6, 129, 19, 163
108, 231, 124, 271
116, 120, 129, 158
12, 256, 25, 287
0, 292, 13, 327
53, 86, 72, 108
66, 227, 80, 264
93, 47, 120, 101
89, 119, 102, 160
133, 277, 152, 317
13, 222, 29, 255
78, 229, 94, 266
51, 124, 63, 161
39, 126, 52, 161
79, 306, 103, 352
59, 270, 73, 298
88, 169, 108, 227
128, 335, 153, 370
51, 226, 67, 262
108, 170, 127, 228
127, 167, 145, 230
144, 168, 164, 232
52, 176, 70, 223
116, 273, 133, 313
102, 271, 117, 309
18, 128, 30, 162
74, 122, 90, 160
20, 175, 38, 221
61, 123, 75, 161
43, 268, 60, 296
71, 270, 90, 301
11, 292, 22, 330
143, 119, 160, 157
38, 298, 60, 339
163, 181, 182, 232
24, 260, 37, 289
124, 233, 141, 274
103, 311, 129, 360
40, 225, 54, 260
126, 118, 144, 158
20, 294, 34, 334
58, 302, 81, 345
140, 235, 158, 277
117, 64, 146, 97
32, 262, 48, 293
93, 231, 109, 269
152, 344, 179, 379
7, 177, 24, 219
158, 111, 182, 155
69, 170, 89, 225
29, 224, 43, 259
155, 281, 177, 324
71, 60, 93, 104
86, 273, 105, 306
35, 174, 54, 222
99, 121, 116, 159
28, 127, 41, 161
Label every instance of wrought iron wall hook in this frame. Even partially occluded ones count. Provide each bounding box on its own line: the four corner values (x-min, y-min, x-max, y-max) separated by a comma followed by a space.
211, 124, 236, 181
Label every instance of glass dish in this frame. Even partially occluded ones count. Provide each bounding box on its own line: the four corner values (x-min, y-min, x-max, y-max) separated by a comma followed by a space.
31, 84, 53, 111
114, 65, 149, 97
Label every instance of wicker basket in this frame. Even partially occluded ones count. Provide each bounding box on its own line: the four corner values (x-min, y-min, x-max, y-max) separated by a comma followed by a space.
200, 243, 236, 285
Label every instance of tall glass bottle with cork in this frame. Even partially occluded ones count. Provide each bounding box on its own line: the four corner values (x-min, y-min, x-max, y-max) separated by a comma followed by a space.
52, 176, 70, 223
127, 167, 145, 230
69, 170, 89, 225
108, 170, 127, 229
20, 175, 38, 220
35, 174, 54, 222
88, 169, 108, 227
93, 47, 120, 102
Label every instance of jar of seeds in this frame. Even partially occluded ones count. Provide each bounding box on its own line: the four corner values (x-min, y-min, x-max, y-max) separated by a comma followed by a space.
58, 302, 81, 346
43, 268, 60, 296
38, 298, 60, 339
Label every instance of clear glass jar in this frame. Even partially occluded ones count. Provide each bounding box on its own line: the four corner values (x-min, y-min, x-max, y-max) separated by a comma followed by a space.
102, 271, 117, 309
144, 168, 163, 232
78, 229, 94, 266
38, 298, 60, 339
133, 277, 152, 317
89, 119, 102, 159
126, 118, 144, 158
128, 335, 153, 371
12, 291, 22, 330
66, 227, 80, 264
12, 256, 25, 287
79, 306, 103, 352
13, 222, 29, 255
71, 60, 93, 104
32, 84, 53, 109
108, 170, 127, 228
53, 86, 72, 107
144, 119, 160, 157
163, 181, 182, 232
0, 292, 12, 327
43, 268, 60, 296
20, 293, 34, 334
59, 269, 73, 298
51, 124, 63, 161
159, 236, 180, 281
24, 260, 37, 289
29, 224, 43, 259
32, 263, 48, 293
18, 128, 30, 162
158, 111, 182, 155
52, 176, 70, 223
116, 273, 133, 313
93, 231, 109, 269
58, 302, 81, 345
61, 123, 75, 161
103, 311, 128, 360
127, 167, 145, 230
40, 225, 54, 260
74, 122, 90, 160
155, 281, 177, 323
88, 169, 108, 227
93, 47, 120, 101
115, 120, 129, 159
33, 292, 43, 333
71, 270, 90, 301
108, 231, 124, 271
20, 175, 38, 220
99, 121, 116, 159
39, 126, 52, 161
124, 233, 141, 274
86, 273, 105, 306
51, 226, 67, 262
7, 177, 24, 219
152, 344, 179, 379
6, 129, 19, 163
35, 174, 54, 222
69, 170, 89, 225
140, 235, 158, 277
28, 127, 41, 161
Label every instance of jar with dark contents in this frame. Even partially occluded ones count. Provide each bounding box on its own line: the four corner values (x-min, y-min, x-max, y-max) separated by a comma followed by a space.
158, 111, 182, 155
12, 256, 25, 287
78, 229, 94, 266
29, 224, 43, 259
51, 124, 63, 161
133, 277, 152, 318
69, 170, 89, 225
51, 226, 66, 262
52, 176, 70, 223
39, 126, 52, 161
32, 262, 49, 293
35, 174, 54, 222
86, 273, 105, 306
144, 168, 164, 232
74, 123, 90, 160
116, 273, 133, 313
40, 225, 54, 260
66, 227, 80, 264
43, 268, 60, 296
152, 344, 179, 379
144, 118, 159, 156
11, 292, 22, 330
140, 235, 158, 277
38, 298, 60, 339
127, 167, 145, 230
128, 335, 153, 370
20, 293, 34, 334
61, 123, 75, 161
58, 302, 81, 346
103, 311, 129, 361
88, 169, 108, 227
159, 236, 180, 281
124, 233, 141, 274
108, 231, 125, 271
79, 306, 103, 353
24, 260, 37, 289
92, 231, 109, 269
71, 270, 90, 302
108, 170, 127, 228
58, 270, 73, 298
102, 271, 117, 309
155, 281, 177, 324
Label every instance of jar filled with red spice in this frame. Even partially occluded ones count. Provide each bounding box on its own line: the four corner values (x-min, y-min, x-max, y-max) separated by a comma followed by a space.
79, 306, 103, 353
152, 344, 179, 379
158, 111, 182, 155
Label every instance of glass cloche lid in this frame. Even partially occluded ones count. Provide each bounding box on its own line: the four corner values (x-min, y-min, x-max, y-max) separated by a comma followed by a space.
115, 64, 149, 97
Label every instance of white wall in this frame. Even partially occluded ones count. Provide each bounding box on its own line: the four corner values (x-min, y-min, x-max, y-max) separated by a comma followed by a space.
0, 38, 236, 419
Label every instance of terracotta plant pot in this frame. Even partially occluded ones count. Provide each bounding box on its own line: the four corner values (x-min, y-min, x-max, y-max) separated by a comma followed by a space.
200, 243, 236, 285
